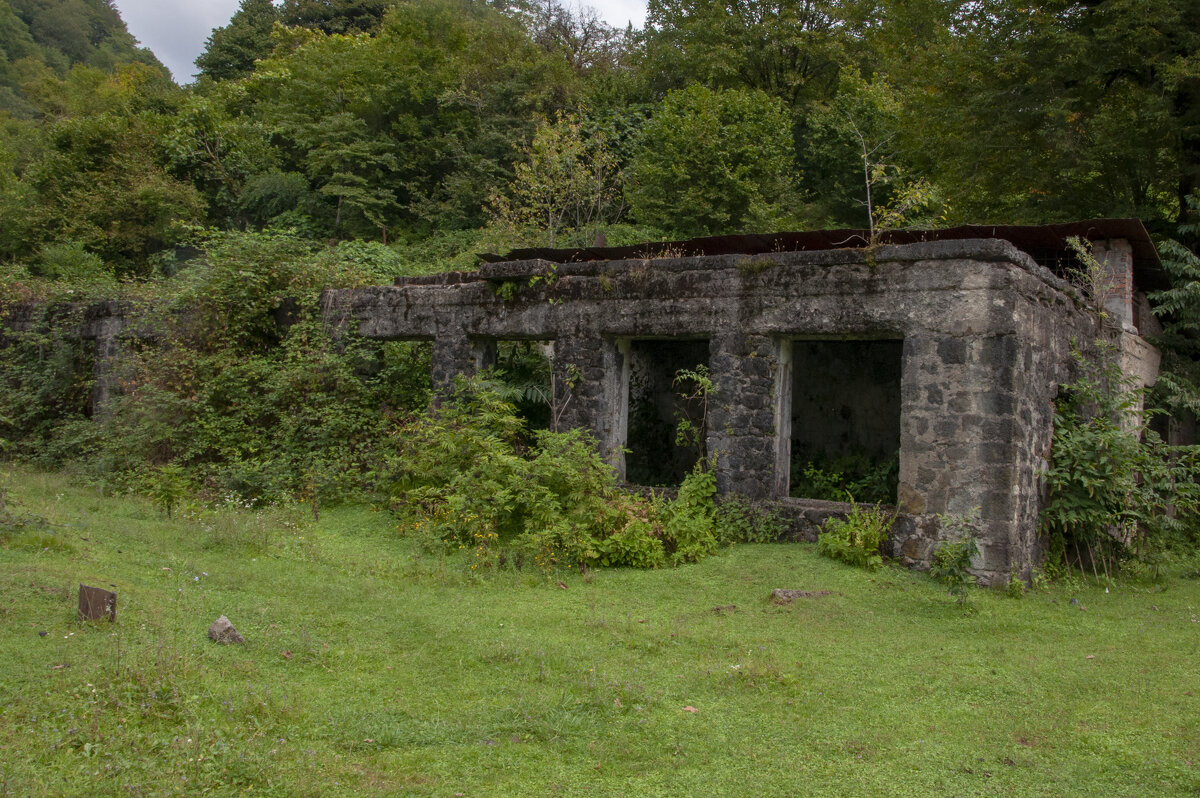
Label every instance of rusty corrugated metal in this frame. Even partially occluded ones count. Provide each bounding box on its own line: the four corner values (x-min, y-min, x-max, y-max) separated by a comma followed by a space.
480, 219, 1168, 290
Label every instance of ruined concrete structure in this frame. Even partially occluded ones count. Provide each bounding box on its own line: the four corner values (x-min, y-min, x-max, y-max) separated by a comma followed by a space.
3, 221, 1166, 584
323, 221, 1166, 584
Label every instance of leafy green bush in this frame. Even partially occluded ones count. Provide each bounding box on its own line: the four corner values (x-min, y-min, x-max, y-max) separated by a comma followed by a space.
929, 511, 981, 606
714, 494, 789, 544
663, 464, 719, 564
816, 502, 893, 570
790, 450, 898, 504
1042, 344, 1200, 579
389, 379, 726, 571
0, 229, 436, 507
929, 537, 980, 606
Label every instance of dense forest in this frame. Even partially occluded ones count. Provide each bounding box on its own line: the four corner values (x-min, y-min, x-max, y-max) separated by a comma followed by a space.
3, 0, 1200, 573
1, 0, 1199, 273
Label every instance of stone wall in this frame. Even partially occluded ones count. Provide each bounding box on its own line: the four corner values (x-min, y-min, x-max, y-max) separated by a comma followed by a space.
3, 299, 131, 418
322, 237, 1132, 584
4, 234, 1155, 584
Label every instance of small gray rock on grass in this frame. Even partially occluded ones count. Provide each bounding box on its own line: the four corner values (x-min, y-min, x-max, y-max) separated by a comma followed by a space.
207, 615, 245, 644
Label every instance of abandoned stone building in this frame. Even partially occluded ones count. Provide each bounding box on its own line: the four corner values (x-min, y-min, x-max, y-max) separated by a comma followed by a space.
321, 220, 1166, 585
5, 220, 1167, 584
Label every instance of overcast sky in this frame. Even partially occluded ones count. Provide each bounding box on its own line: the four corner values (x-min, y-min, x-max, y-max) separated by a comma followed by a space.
112, 0, 649, 84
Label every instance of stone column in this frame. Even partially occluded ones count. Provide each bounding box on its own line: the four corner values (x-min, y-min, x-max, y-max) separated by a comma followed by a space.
1092, 238, 1135, 333
83, 303, 124, 419
707, 332, 783, 498
430, 333, 479, 398
602, 338, 632, 476
896, 332, 1027, 584
90, 332, 121, 418
551, 334, 609, 449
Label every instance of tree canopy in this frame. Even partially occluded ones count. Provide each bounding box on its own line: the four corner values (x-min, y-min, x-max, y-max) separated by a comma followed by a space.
0, 0, 1198, 273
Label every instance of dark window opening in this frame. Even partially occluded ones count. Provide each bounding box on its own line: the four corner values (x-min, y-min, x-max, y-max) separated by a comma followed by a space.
479, 339, 554, 433
354, 339, 433, 415
625, 338, 710, 486
789, 339, 901, 503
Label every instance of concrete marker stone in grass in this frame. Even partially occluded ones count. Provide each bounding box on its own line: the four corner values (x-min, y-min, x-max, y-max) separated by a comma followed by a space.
208, 615, 245, 644
78, 584, 116, 621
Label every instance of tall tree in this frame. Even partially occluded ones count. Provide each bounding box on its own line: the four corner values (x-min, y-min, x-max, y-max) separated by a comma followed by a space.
195, 0, 280, 82
626, 84, 796, 236
247, 0, 574, 237
1, 0, 166, 113
489, 113, 623, 247
279, 0, 392, 34
883, 0, 1200, 226
636, 0, 857, 108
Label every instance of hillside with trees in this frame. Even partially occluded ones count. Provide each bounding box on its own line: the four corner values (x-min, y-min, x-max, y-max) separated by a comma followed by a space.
2, 0, 1200, 576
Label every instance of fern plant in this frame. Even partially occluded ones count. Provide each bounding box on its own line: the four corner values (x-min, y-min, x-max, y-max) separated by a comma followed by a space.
816, 502, 893, 570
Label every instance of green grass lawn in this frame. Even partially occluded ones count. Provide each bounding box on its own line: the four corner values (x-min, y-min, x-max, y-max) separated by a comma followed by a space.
2, 467, 1199, 797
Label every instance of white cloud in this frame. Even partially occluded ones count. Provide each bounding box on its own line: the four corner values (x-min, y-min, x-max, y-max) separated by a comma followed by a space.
113, 0, 242, 83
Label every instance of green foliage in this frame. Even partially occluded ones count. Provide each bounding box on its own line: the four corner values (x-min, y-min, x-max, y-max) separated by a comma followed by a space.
195, 0, 280, 83
1042, 344, 1200, 578
1005, 569, 1026, 599
791, 450, 898, 505
929, 509, 981, 606
389, 380, 729, 571
28, 240, 111, 286
803, 70, 937, 232
0, 228, 435, 508
662, 463, 718, 564
626, 85, 796, 237
638, 0, 849, 110
817, 502, 893, 570
1149, 197, 1200, 417
0, 0, 165, 116
280, 0, 391, 34
487, 112, 623, 248
671, 364, 713, 461
0, 305, 96, 460
887, 0, 1199, 224
247, 0, 574, 238
145, 463, 189, 519
713, 493, 788, 545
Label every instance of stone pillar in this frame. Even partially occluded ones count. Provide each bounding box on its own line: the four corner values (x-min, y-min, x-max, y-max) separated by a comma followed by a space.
602, 338, 632, 476
1092, 238, 1135, 333
551, 334, 608, 449
84, 305, 124, 419
90, 333, 121, 418
430, 333, 479, 397
707, 332, 783, 498
772, 338, 793, 497
473, 338, 498, 372
896, 333, 1027, 584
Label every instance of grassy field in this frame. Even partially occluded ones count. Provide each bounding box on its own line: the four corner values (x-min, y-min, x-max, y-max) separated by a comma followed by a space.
1, 467, 1199, 797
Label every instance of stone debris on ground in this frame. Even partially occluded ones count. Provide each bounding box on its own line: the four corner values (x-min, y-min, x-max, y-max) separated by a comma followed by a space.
207, 615, 245, 644
770, 588, 834, 604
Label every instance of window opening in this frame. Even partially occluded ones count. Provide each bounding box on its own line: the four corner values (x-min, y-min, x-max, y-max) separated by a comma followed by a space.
788, 339, 901, 503
625, 338, 710, 486
479, 339, 554, 434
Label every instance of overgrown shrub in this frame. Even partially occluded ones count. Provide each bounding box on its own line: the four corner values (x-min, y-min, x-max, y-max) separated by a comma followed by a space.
1042, 344, 1200, 579
929, 510, 981, 606
714, 494, 788, 544
662, 464, 719, 564
0, 229, 435, 506
389, 379, 732, 571
816, 502, 893, 570
790, 449, 898, 504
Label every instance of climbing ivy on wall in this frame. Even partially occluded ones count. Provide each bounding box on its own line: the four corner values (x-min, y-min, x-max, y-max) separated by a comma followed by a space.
0, 229, 434, 504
